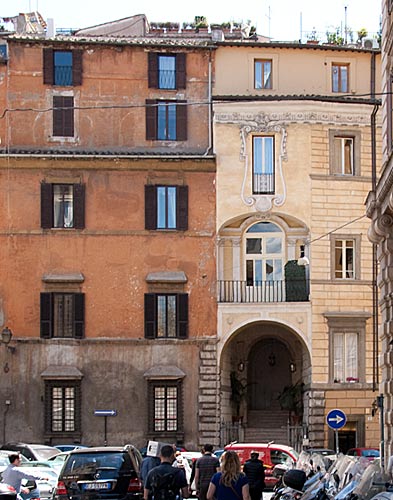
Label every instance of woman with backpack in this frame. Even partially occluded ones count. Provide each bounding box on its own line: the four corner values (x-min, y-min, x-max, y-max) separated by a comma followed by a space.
206, 451, 250, 500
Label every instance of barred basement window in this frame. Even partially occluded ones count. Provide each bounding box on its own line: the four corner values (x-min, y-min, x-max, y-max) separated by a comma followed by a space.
45, 380, 81, 433
148, 380, 183, 434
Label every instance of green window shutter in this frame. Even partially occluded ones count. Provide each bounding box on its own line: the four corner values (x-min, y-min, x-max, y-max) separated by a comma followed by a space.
145, 294, 156, 339
43, 48, 54, 85
177, 294, 188, 339
40, 292, 53, 338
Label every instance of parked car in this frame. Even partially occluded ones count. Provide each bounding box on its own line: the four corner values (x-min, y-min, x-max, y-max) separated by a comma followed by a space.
224, 442, 299, 489
52, 445, 89, 453
0, 484, 17, 500
18, 464, 58, 500
52, 445, 143, 500
0, 444, 60, 461
304, 448, 336, 457
346, 448, 380, 461
47, 452, 70, 475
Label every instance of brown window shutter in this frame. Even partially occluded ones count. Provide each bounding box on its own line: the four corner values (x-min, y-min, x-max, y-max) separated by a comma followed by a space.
148, 52, 158, 88
176, 53, 186, 89
72, 50, 83, 86
145, 294, 156, 339
177, 186, 188, 231
40, 292, 53, 338
53, 96, 74, 137
145, 185, 157, 230
43, 48, 54, 85
73, 183, 85, 229
177, 294, 188, 339
176, 100, 187, 141
146, 99, 157, 140
73, 293, 85, 339
41, 182, 53, 228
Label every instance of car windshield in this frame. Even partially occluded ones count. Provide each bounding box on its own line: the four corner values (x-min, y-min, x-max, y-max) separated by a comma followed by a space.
361, 450, 379, 458
32, 447, 60, 459
63, 452, 131, 476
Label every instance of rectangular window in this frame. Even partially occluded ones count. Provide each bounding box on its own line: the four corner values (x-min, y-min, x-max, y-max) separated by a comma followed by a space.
148, 380, 182, 435
144, 293, 188, 339
43, 48, 82, 86
157, 102, 177, 140
255, 59, 272, 89
335, 239, 355, 279
145, 185, 188, 231
148, 53, 186, 90
158, 55, 176, 89
145, 99, 187, 141
332, 137, 354, 175
40, 292, 85, 339
54, 51, 73, 86
45, 380, 81, 434
53, 96, 74, 137
333, 331, 358, 383
41, 183, 85, 229
253, 136, 275, 194
332, 63, 349, 93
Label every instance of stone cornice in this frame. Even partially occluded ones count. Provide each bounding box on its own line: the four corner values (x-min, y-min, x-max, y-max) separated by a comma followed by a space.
215, 111, 374, 128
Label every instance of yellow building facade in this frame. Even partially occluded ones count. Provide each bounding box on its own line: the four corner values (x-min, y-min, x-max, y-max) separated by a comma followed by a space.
213, 42, 382, 449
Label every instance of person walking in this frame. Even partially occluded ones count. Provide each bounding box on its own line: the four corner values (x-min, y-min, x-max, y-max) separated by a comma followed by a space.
144, 445, 189, 500
1, 453, 48, 500
194, 444, 220, 500
243, 451, 265, 500
207, 450, 250, 500
141, 455, 161, 486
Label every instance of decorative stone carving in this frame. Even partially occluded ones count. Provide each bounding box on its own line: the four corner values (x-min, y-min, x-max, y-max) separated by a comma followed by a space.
369, 214, 393, 244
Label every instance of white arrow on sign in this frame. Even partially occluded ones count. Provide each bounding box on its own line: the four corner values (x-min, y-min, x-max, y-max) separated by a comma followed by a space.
328, 415, 344, 424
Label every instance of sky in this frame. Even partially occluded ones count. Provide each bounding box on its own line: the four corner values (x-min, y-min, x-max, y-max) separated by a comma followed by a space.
3, 0, 381, 42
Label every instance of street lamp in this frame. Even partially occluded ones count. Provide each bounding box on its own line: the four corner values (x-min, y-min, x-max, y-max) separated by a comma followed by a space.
1, 327, 16, 353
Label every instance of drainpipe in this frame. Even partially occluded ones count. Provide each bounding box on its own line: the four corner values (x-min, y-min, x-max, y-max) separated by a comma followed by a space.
370, 46, 379, 390
204, 49, 213, 155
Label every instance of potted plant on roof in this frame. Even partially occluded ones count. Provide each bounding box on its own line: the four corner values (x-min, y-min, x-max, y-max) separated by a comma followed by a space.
195, 16, 208, 33
306, 27, 319, 44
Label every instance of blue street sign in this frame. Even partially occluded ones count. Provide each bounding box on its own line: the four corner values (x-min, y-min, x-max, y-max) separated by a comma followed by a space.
326, 409, 346, 430
94, 409, 117, 417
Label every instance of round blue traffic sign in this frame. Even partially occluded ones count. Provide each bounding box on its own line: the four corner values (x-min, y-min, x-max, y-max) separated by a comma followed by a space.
326, 409, 346, 430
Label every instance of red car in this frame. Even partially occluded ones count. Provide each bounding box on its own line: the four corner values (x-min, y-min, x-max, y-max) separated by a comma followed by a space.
346, 447, 380, 461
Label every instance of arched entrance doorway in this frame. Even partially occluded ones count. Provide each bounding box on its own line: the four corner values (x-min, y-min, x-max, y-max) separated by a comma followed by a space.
248, 338, 292, 411
219, 320, 310, 447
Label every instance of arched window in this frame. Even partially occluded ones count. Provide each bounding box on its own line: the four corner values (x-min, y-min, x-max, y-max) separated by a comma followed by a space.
245, 221, 284, 285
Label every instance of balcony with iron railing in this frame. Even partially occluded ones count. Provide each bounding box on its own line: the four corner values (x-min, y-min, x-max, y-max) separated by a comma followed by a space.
159, 70, 176, 89
217, 279, 309, 303
253, 173, 274, 194
54, 65, 73, 86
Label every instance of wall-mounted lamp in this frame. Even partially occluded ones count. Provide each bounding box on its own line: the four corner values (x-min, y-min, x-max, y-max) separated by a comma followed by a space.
237, 361, 245, 372
1, 327, 16, 354
290, 362, 296, 373
297, 245, 310, 266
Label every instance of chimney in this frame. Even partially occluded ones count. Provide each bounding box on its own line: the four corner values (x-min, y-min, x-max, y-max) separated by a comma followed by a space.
46, 18, 55, 38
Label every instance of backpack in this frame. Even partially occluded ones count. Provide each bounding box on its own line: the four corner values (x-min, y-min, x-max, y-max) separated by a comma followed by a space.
150, 469, 179, 500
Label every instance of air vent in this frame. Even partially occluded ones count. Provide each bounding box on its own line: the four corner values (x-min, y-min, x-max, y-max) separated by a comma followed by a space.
362, 38, 379, 49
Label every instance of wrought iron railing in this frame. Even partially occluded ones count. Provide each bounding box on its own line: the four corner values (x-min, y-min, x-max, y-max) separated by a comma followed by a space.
159, 69, 176, 89
217, 279, 309, 303
253, 173, 274, 194
54, 65, 73, 86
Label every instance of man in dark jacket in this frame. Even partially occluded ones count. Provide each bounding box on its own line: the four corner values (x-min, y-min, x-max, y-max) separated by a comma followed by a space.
243, 451, 265, 500
194, 444, 220, 500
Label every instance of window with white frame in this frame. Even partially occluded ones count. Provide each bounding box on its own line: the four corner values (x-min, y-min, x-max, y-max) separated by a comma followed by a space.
332, 63, 349, 93
333, 330, 359, 383
334, 239, 355, 279
252, 136, 275, 194
329, 130, 360, 176
245, 221, 283, 285
254, 59, 272, 89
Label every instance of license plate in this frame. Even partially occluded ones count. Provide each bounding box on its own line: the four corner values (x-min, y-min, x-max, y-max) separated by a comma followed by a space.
82, 482, 111, 490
